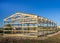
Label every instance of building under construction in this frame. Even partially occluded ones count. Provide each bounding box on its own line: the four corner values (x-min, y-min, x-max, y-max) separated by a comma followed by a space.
3, 12, 57, 37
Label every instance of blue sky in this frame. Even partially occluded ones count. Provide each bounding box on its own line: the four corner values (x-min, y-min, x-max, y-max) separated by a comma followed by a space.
0, 0, 60, 27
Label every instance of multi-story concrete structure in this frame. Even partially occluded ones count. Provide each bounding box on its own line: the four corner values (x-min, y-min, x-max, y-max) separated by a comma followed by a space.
3, 12, 57, 37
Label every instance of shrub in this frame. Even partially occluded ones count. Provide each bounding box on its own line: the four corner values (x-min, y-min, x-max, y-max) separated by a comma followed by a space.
4, 31, 12, 34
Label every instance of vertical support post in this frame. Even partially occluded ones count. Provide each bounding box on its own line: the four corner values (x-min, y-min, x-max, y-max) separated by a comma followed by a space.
43, 19, 45, 36
37, 16, 39, 37
47, 20, 48, 35
3, 21, 5, 34
11, 17, 15, 34
52, 21, 53, 33
42, 19, 44, 36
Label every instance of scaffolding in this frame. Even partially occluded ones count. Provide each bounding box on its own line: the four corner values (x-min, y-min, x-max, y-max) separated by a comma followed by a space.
3, 12, 57, 37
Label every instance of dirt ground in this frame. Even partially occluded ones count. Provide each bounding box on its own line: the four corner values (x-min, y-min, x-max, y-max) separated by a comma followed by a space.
0, 31, 60, 43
